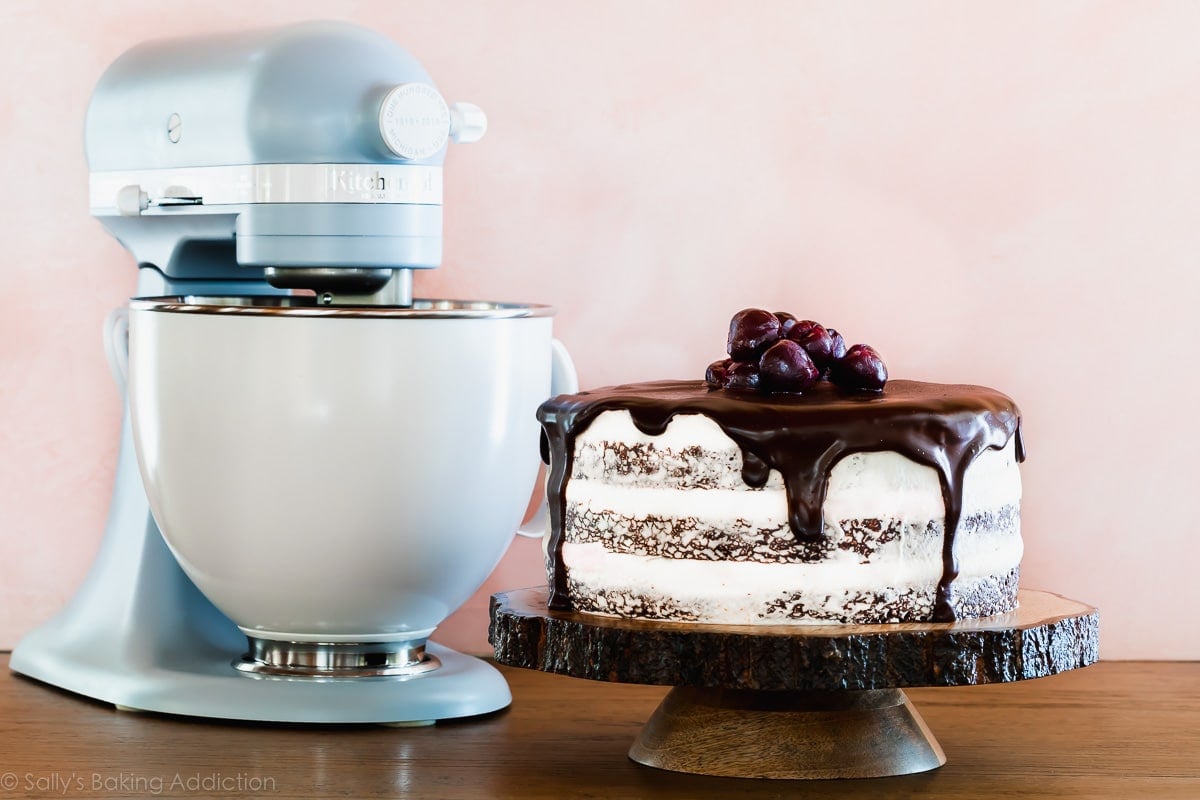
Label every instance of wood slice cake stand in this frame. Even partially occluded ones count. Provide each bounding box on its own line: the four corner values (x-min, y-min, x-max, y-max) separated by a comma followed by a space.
489, 587, 1099, 780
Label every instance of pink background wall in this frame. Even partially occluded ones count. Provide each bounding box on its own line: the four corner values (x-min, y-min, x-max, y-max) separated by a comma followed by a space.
2, 2, 1197, 659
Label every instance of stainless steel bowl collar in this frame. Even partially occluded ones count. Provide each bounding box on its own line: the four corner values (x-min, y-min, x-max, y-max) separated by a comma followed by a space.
129, 296, 556, 319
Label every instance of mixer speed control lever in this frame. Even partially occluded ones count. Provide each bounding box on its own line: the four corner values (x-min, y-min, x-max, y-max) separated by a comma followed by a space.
116, 185, 148, 217
116, 184, 203, 215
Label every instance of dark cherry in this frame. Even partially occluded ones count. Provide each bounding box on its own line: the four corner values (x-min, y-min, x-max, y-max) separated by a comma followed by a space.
831, 344, 888, 392
759, 340, 820, 392
705, 358, 734, 388
826, 328, 847, 361
723, 361, 763, 391
786, 320, 838, 369
727, 308, 781, 361
774, 311, 799, 338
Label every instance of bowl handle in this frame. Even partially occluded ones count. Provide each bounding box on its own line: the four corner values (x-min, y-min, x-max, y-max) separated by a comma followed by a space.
515, 338, 577, 539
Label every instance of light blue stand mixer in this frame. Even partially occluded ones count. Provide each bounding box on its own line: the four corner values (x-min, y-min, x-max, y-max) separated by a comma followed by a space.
10, 21, 556, 724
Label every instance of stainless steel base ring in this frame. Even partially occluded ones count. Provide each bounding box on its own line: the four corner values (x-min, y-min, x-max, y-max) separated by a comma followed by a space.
234, 636, 441, 679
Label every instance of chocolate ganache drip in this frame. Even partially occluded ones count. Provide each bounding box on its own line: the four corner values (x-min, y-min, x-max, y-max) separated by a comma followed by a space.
537, 379, 1024, 623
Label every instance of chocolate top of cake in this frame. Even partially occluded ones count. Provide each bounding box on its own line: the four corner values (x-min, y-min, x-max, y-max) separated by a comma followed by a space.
538, 379, 1023, 622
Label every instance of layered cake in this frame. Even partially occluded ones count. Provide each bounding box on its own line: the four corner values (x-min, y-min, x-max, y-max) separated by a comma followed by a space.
537, 311, 1024, 625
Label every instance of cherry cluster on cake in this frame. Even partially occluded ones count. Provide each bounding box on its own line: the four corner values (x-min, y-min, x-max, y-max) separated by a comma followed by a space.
706, 309, 887, 394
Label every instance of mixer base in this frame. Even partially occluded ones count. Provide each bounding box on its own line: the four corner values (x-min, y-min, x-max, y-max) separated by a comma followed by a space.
13, 630, 510, 724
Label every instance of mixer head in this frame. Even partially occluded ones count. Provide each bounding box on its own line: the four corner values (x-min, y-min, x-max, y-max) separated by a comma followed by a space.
85, 21, 486, 305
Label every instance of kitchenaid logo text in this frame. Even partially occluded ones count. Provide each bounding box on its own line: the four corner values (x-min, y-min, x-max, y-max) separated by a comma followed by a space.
328, 168, 435, 196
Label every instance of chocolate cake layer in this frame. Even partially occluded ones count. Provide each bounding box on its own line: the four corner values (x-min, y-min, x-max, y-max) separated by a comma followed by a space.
561, 504, 1019, 565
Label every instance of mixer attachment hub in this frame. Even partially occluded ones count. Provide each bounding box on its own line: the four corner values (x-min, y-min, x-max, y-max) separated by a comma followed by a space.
264, 267, 414, 307
234, 636, 441, 679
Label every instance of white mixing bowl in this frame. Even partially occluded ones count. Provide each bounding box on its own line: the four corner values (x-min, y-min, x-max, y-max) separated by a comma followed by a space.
128, 296, 572, 646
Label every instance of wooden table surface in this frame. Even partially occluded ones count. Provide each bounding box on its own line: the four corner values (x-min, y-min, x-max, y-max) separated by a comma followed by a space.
0, 655, 1196, 799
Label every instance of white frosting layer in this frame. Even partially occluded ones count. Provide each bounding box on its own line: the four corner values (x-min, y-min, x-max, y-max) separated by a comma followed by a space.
576, 409, 736, 453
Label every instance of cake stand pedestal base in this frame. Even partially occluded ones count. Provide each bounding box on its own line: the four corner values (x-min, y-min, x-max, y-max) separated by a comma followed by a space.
490, 587, 1098, 780
629, 686, 944, 779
